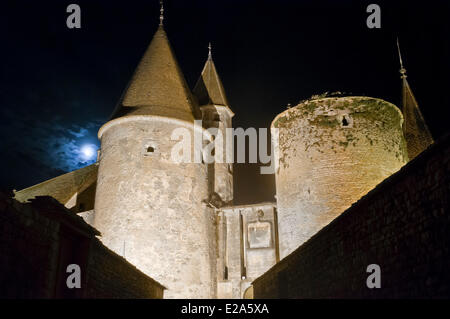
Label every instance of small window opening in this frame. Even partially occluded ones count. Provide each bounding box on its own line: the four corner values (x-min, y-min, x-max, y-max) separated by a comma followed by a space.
342, 116, 349, 127
79, 203, 85, 212
142, 140, 158, 157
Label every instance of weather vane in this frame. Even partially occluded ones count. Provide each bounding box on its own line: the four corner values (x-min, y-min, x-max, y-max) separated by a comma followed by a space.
397, 37, 407, 79
159, 0, 164, 26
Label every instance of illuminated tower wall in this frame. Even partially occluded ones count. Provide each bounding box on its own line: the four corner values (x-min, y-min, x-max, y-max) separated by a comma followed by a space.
93, 26, 217, 298
272, 97, 408, 258
193, 48, 234, 205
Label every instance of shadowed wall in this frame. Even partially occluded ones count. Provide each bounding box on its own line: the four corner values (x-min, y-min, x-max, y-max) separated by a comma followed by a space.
253, 134, 450, 298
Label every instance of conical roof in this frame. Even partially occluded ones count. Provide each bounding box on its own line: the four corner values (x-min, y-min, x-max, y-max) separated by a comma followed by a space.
112, 26, 199, 123
396, 39, 433, 159
193, 52, 229, 107
401, 77, 434, 159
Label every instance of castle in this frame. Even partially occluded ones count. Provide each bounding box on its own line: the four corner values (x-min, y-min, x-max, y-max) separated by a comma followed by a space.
14, 9, 434, 299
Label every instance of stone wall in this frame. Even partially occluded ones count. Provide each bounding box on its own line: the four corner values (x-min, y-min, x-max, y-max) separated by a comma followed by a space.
272, 97, 408, 258
0, 194, 164, 298
200, 104, 234, 204
217, 203, 278, 298
253, 133, 450, 298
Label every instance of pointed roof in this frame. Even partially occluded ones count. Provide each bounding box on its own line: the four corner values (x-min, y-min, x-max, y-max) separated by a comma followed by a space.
193, 44, 230, 107
111, 26, 199, 123
397, 39, 434, 160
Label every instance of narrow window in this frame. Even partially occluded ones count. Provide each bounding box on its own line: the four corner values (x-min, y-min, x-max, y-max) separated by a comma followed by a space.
342, 116, 349, 127
340, 114, 353, 128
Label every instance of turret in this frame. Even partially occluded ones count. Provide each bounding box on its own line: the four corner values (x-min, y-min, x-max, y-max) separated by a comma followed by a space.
93, 7, 216, 298
272, 96, 408, 258
193, 43, 234, 205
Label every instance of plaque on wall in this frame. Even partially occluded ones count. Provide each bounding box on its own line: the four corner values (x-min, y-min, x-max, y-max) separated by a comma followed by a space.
248, 222, 272, 248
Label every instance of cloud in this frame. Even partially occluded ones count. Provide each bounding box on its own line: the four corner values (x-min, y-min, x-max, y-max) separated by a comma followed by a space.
67, 127, 89, 138
0, 107, 103, 188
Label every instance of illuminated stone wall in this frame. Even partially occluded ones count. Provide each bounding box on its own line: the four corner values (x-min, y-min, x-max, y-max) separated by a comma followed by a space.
272, 97, 408, 259
217, 203, 278, 298
200, 105, 234, 204
94, 117, 217, 298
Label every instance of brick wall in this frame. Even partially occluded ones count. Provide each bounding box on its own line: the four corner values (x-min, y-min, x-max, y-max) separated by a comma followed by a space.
253, 134, 450, 298
0, 194, 164, 299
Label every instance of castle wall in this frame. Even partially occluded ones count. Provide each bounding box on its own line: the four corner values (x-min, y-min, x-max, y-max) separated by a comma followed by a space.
94, 117, 217, 298
272, 97, 408, 259
217, 203, 278, 298
253, 134, 450, 298
214, 108, 233, 203
201, 105, 234, 204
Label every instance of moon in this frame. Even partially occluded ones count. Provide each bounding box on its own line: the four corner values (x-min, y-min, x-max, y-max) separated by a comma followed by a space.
81, 144, 96, 159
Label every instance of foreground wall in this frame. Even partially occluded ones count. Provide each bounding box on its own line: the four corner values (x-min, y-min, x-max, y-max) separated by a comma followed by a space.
84, 238, 164, 298
253, 134, 450, 298
0, 194, 164, 299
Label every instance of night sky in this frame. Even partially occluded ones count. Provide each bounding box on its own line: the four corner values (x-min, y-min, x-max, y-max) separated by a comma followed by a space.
1, 0, 449, 204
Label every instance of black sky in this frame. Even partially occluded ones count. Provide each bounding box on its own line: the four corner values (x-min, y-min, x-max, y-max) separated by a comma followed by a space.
0, 0, 449, 204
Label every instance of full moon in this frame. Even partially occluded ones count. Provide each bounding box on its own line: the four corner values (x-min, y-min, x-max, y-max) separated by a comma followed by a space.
81, 145, 96, 159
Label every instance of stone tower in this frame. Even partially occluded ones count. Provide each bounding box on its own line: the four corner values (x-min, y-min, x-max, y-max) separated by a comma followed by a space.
272, 96, 408, 258
93, 22, 217, 298
193, 43, 234, 205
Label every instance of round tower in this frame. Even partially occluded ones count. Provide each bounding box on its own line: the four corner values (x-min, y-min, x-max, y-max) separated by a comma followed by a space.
271, 96, 408, 259
93, 25, 216, 298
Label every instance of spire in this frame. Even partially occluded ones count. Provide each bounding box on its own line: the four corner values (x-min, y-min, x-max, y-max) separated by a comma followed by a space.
193, 43, 230, 107
397, 38, 434, 159
397, 38, 407, 79
208, 42, 212, 60
111, 17, 199, 123
159, 0, 164, 26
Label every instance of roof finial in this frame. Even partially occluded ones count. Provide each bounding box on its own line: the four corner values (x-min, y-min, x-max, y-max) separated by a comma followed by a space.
159, 0, 164, 26
208, 42, 212, 60
397, 37, 407, 79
